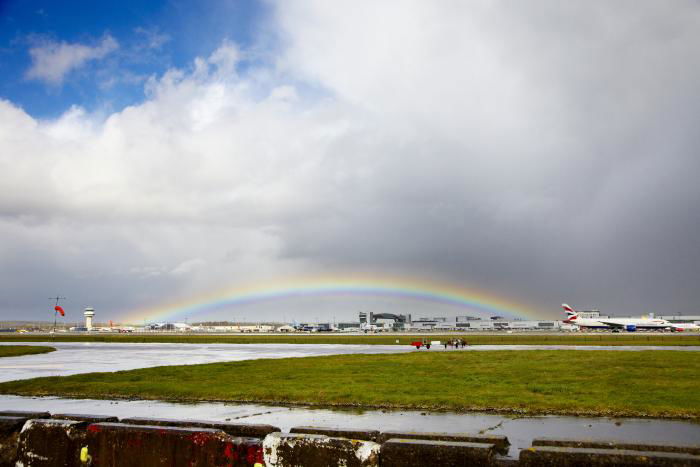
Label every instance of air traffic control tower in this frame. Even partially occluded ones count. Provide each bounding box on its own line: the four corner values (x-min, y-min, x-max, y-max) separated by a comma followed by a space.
84, 307, 95, 331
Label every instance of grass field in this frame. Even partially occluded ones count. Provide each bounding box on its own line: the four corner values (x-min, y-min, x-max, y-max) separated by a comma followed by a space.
0, 345, 55, 358
0, 333, 698, 346
1, 350, 697, 418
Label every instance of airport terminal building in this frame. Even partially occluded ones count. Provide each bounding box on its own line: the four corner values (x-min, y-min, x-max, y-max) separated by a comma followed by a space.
357, 312, 561, 331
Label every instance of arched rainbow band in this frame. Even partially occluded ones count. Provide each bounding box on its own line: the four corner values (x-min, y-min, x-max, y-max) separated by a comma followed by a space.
123, 275, 542, 323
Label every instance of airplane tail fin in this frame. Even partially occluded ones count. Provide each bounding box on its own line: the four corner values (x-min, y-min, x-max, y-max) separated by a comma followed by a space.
562, 303, 578, 323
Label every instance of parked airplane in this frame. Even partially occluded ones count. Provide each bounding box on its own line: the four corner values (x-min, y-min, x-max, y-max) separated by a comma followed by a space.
562, 304, 671, 331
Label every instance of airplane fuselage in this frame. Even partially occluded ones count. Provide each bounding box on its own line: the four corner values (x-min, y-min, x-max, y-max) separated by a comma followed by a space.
567, 316, 670, 330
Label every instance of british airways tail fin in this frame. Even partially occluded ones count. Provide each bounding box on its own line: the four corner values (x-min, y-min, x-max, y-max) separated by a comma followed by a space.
562, 303, 577, 317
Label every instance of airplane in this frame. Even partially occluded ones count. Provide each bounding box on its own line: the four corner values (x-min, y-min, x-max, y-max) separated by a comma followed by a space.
562, 304, 671, 331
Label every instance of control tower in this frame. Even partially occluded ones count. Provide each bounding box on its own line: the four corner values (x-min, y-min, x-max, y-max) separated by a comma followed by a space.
84, 307, 95, 331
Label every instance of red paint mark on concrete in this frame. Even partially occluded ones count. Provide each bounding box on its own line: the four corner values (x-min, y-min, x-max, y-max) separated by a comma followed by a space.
224, 442, 238, 460
247, 445, 264, 464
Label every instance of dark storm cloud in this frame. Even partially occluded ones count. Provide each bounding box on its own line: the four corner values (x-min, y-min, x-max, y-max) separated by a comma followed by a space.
273, 1, 700, 315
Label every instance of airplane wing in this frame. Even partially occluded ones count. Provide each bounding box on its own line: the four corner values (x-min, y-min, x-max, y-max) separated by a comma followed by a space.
597, 321, 625, 328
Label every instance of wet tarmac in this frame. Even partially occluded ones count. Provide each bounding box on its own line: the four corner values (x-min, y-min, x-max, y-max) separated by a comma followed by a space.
2, 341, 698, 383
0, 342, 413, 382
0, 395, 697, 458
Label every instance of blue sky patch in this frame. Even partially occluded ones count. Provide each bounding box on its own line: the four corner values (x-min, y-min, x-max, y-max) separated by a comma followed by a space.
0, 0, 266, 118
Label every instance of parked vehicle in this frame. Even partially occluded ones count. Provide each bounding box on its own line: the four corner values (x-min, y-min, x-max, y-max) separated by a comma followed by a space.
410, 339, 431, 349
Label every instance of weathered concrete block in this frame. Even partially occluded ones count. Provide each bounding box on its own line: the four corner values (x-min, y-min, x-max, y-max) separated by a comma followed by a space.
290, 426, 380, 442
0, 416, 27, 467
379, 430, 509, 454
532, 437, 700, 455
120, 417, 279, 439
520, 446, 700, 466
263, 432, 380, 467
51, 413, 119, 423
17, 418, 88, 467
381, 438, 495, 467
85, 422, 263, 466
0, 410, 50, 419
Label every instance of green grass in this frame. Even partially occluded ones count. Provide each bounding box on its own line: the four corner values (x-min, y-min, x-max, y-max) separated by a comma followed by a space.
0, 345, 55, 358
0, 333, 698, 346
1, 350, 698, 418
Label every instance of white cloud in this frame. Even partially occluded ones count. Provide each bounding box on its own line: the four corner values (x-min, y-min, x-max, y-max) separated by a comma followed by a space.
1, 43, 331, 317
26, 35, 119, 85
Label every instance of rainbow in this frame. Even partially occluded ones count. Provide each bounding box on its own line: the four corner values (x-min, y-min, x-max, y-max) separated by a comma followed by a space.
123, 274, 544, 323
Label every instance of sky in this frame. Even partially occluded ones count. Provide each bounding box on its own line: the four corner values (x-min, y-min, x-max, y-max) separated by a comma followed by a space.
1, 0, 699, 324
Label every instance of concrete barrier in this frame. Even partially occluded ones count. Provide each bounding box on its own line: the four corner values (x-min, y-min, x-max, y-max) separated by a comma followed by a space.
17, 418, 88, 466
120, 417, 279, 439
520, 446, 700, 466
0, 410, 50, 419
263, 432, 380, 467
378, 430, 510, 455
0, 415, 26, 466
532, 437, 700, 455
51, 413, 119, 423
290, 426, 380, 442
85, 422, 264, 466
3, 409, 700, 466
381, 438, 496, 467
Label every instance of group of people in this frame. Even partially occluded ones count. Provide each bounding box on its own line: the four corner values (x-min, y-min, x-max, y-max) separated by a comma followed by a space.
444, 338, 467, 349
